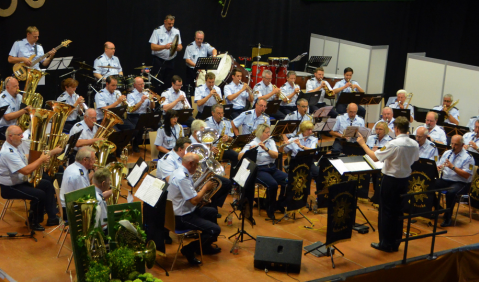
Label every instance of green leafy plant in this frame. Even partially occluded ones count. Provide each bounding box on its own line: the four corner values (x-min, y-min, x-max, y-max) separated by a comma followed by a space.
113, 209, 146, 242
108, 247, 136, 280
85, 261, 110, 282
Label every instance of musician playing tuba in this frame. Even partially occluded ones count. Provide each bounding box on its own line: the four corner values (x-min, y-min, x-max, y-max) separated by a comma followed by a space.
194, 72, 223, 118
432, 93, 459, 125
0, 77, 30, 140
161, 75, 194, 127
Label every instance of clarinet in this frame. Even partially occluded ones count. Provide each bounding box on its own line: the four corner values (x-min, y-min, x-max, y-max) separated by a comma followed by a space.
440, 151, 453, 179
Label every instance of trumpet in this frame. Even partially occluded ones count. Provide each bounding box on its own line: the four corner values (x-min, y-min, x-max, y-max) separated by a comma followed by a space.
319, 80, 334, 96
208, 85, 224, 104
348, 79, 355, 93
180, 93, 191, 109
143, 88, 160, 103
73, 92, 89, 115
117, 91, 135, 113
240, 82, 254, 96
273, 85, 291, 104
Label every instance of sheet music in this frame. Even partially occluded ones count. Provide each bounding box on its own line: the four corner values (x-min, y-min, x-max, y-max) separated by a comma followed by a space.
313, 118, 336, 132
135, 175, 165, 207
342, 126, 359, 138
313, 106, 333, 118
344, 161, 373, 172
127, 162, 148, 187
233, 159, 251, 187
358, 127, 372, 140
364, 155, 384, 169
330, 159, 348, 175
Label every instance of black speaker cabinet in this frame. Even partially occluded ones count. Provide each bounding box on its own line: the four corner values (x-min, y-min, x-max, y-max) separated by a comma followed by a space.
254, 236, 303, 273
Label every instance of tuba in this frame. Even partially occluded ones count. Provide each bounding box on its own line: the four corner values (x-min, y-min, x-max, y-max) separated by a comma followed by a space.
193, 158, 225, 208
106, 161, 128, 205
74, 198, 107, 260
196, 127, 219, 144
93, 109, 124, 139
92, 140, 116, 168
17, 69, 45, 131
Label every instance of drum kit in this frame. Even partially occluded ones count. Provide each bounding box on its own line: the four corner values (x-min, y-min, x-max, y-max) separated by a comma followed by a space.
249, 56, 290, 88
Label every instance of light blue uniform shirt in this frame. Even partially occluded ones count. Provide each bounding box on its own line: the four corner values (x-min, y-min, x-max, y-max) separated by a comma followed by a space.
154, 124, 182, 150
333, 79, 361, 101
224, 81, 250, 109
95, 88, 122, 120
418, 139, 439, 161
240, 137, 277, 166
389, 101, 415, 118
194, 84, 222, 113
0, 91, 23, 127
9, 39, 45, 70
280, 82, 300, 106
57, 91, 80, 121
467, 116, 478, 132
60, 162, 90, 207
371, 118, 395, 133
438, 148, 474, 183
306, 78, 332, 103
283, 134, 318, 157
162, 87, 188, 112
93, 53, 122, 77
95, 186, 108, 226
157, 150, 183, 179
127, 89, 150, 114
205, 117, 234, 138
167, 166, 197, 216
432, 105, 459, 124
332, 113, 365, 135
149, 25, 182, 60
0, 141, 28, 186
283, 111, 314, 138
366, 135, 392, 149
463, 132, 479, 153
183, 42, 215, 68
253, 81, 274, 102
232, 109, 270, 135
69, 120, 98, 151
413, 125, 447, 144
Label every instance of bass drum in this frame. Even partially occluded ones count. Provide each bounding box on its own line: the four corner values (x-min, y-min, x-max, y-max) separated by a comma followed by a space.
196, 54, 250, 88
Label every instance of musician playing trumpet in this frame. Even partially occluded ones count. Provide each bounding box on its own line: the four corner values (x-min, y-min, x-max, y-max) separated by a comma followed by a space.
161, 75, 194, 127
252, 70, 285, 119
432, 94, 459, 125
279, 71, 301, 116
306, 67, 338, 117
224, 69, 254, 119
57, 78, 85, 132
389, 90, 414, 122
333, 67, 366, 117
194, 72, 223, 118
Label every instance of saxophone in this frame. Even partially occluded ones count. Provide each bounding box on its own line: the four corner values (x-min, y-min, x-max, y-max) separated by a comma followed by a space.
214, 120, 231, 162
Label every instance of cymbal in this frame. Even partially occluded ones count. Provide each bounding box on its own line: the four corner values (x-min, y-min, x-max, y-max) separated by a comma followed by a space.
77, 73, 96, 81
72, 61, 94, 71
134, 65, 153, 70
98, 65, 120, 69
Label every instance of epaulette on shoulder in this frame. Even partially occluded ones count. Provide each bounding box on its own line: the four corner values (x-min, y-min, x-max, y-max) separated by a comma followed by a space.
256, 83, 261, 86
160, 125, 164, 129
16, 39, 22, 42
76, 123, 82, 127
309, 78, 315, 80
9, 148, 14, 153
204, 42, 209, 45
471, 116, 478, 119
287, 112, 294, 116
430, 142, 436, 148
188, 42, 193, 46
205, 116, 212, 121
162, 153, 169, 160
162, 90, 168, 92
97, 55, 102, 60
1, 94, 6, 98
262, 113, 270, 117
197, 84, 204, 88
222, 117, 231, 122
245, 111, 251, 115
59, 93, 65, 97
36, 43, 41, 46
453, 107, 458, 110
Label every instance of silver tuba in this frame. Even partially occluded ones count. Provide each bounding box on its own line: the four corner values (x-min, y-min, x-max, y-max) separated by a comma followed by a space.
193, 158, 225, 208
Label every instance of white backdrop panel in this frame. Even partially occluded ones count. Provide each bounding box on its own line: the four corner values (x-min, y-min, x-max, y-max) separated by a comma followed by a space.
323, 38, 339, 75
309, 34, 324, 59
337, 43, 370, 90
367, 47, 388, 93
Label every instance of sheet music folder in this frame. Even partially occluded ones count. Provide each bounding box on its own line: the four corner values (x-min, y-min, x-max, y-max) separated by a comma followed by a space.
134, 174, 167, 207
194, 57, 222, 73
59, 130, 82, 160
414, 106, 446, 124
393, 108, 410, 119
136, 112, 162, 130
329, 155, 381, 176
297, 91, 321, 106
0, 105, 9, 120
127, 157, 149, 187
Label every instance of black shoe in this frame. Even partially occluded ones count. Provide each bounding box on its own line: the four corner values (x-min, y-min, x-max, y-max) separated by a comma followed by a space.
217, 213, 222, 219
164, 236, 173, 245
46, 217, 60, 226
371, 242, 394, 253
28, 223, 45, 231
267, 210, 276, 220
441, 218, 452, 227
276, 206, 285, 214
132, 146, 140, 153
202, 245, 222, 255
181, 248, 201, 265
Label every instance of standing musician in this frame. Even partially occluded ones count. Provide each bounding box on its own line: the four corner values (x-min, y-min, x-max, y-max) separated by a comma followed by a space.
232, 98, 270, 136
389, 90, 414, 122
464, 120, 479, 153
0, 125, 61, 231
239, 124, 287, 220
330, 103, 365, 154
157, 137, 192, 181
279, 71, 301, 116
282, 98, 314, 141
224, 68, 254, 119
357, 116, 420, 253
415, 127, 439, 161
205, 104, 239, 169
252, 70, 284, 120
194, 72, 223, 118
0, 77, 30, 140
154, 109, 183, 158
57, 78, 85, 132
413, 111, 447, 144
432, 94, 459, 125
161, 75, 194, 127
183, 30, 217, 91
436, 135, 474, 227
371, 107, 395, 133
366, 122, 393, 151
150, 15, 183, 93
127, 77, 155, 152
306, 67, 338, 117
93, 42, 123, 80
94, 76, 134, 130
333, 67, 366, 118
8, 26, 56, 70
168, 154, 221, 264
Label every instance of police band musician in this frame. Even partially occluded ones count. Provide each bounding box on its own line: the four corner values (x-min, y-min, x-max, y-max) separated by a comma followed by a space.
183, 30, 217, 91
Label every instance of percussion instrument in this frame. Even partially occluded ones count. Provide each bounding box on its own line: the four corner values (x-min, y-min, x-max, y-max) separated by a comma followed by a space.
196, 53, 250, 88
275, 65, 288, 87
98, 65, 120, 69
169, 34, 179, 57
124, 75, 136, 91
268, 57, 280, 66
250, 61, 268, 88
279, 57, 290, 67
267, 57, 280, 84
294, 71, 314, 90
134, 65, 153, 69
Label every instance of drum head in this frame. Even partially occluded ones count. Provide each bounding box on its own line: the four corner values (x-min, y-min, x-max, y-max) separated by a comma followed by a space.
196, 54, 233, 87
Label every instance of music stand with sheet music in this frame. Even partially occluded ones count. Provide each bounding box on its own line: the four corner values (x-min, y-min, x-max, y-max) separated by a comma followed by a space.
126, 157, 149, 188
271, 120, 300, 138
194, 57, 222, 80
48, 56, 73, 71
306, 56, 332, 69
393, 108, 411, 119
109, 106, 127, 120
176, 109, 194, 125
313, 118, 336, 133
265, 100, 281, 117
313, 106, 333, 118
440, 123, 470, 137
230, 146, 258, 186
0, 106, 8, 120
336, 92, 365, 106
135, 112, 162, 160
297, 91, 321, 107
414, 106, 446, 124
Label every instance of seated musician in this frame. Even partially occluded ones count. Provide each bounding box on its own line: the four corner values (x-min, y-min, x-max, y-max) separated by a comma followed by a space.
279, 71, 301, 116
157, 137, 192, 181
330, 103, 365, 154
205, 104, 239, 169
68, 109, 104, 164
332, 67, 366, 118
93, 41, 123, 80
436, 135, 475, 227
432, 94, 459, 125
0, 125, 60, 231
161, 75, 194, 127
92, 168, 113, 230
232, 98, 270, 136
194, 72, 223, 119
224, 68, 254, 119
389, 90, 414, 122
306, 67, 338, 118
282, 98, 314, 142
413, 111, 447, 144
371, 107, 395, 133
60, 147, 96, 218
155, 109, 183, 158
94, 76, 134, 131
252, 70, 284, 120
239, 124, 287, 220
126, 77, 155, 152
463, 119, 479, 153
0, 77, 30, 140
467, 116, 478, 132
168, 153, 221, 264
57, 78, 85, 132
366, 122, 392, 151
415, 127, 439, 161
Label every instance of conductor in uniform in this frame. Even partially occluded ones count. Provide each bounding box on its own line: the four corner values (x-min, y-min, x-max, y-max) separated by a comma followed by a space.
183, 30, 217, 91
357, 116, 419, 252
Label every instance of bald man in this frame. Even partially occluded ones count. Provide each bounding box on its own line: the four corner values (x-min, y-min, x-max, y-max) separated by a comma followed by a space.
93, 41, 123, 80
413, 111, 447, 144
0, 77, 31, 140
127, 77, 156, 152
331, 103, 365, 154
167, 153, 221, 264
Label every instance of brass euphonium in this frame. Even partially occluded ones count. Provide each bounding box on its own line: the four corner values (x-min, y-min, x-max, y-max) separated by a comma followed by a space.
91, 109, 124, 168
193, 158, 225, 208
17, 69, 45, 131
74, 198, 107, 261
106, 161, 128, 205
92, 140, 117, 168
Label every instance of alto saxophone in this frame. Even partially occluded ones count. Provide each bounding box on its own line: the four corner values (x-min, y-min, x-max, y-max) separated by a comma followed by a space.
214, 120, 231, 162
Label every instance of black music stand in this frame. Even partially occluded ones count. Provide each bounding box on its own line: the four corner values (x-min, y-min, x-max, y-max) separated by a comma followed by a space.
414, 106, 446, 124
306, 56, 332, 69
135, 112, 162, 160
230, 146, 258, 188
229, 134, 256, 152
313, 106, 334, 118
360, 94, 383, 126
393, 108, 411, 119
264, 100, 281, 116
108, 129, 135, 155
435, 142, 449, 156
126, 157, 149, 187
336, 92, 365, 106
194, 57, 222, 75
0, 106, 9, 120
63, 131, 82, 156
109, 106, 127, 119
176, 109, 194, 125
272, 120, 300, 138
298, 91, 321, 107
440, 123, 470, 137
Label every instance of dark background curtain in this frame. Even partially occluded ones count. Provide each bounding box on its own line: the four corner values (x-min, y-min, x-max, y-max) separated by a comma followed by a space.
1, 0, 478, 105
